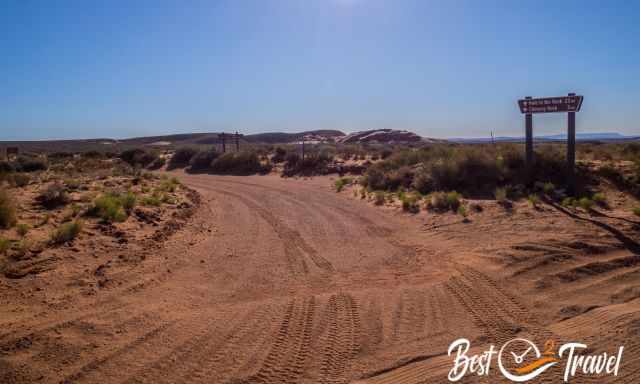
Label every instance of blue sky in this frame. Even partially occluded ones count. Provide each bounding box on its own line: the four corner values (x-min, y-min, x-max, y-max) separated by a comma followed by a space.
1, 0, 639, 140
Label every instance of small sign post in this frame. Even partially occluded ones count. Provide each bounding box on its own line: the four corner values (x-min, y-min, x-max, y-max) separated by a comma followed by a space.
518, 93, 584, 193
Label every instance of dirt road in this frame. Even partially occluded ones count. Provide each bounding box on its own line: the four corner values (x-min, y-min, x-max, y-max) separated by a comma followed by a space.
3, 173, 640, 383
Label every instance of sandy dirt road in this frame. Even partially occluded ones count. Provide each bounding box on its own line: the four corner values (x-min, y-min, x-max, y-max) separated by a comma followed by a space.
2, 173, 640, 383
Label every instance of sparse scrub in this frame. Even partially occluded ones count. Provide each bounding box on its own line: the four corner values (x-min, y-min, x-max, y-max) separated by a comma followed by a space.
457, 205, 468, 218
11, 173, 30, 188
141, 194, 162, 207
38, 183, 69, 209
562, 197, 576, 208
0, 237, 10, 255
16, 223, 29, 237
542, 182, 555, 195
528, 193, 540, 208
89, 193, 136, 223
633, 207, 640, 217
0, 188, 18, 229
120, 148, 160, 168
335, 177, 353, 192
592, 192, 607, 207
210, 151, 271, 175
16, 156, 48, 172
578, 197, 594, 211
168, 147, 198, 169
50, 220, 83, 244
189, 149, 219, 171
401, 194, 420, 213
374, 191, 385, 205
494, 187, 508, 204
282, 152, 331, 177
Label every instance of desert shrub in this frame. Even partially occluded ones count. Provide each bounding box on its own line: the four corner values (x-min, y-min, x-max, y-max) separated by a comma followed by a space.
64, 178, 82, 191
429, 191, 462, 212
168, 147, 198, 169
542, 182, 555, 195
633, 207, 640, 216
83, 150, 103, 159
335, 177, 353, 192
0, 237, 10, 254
37, 183, 69, 209
16, 223, 29, 237
578, 197, 594, 210
50, 220, 83, 244
156, 177, 180, 193
0, 189, 17, 229
272, 147, 288, 163
457, 205, 468, 218
494, 187, 508, 203
16, 156, 48, 172
189, 149, 219, 171
401, 194, 420, 213
282, 152, 331, 177
89, 192, 135, 222
11, 173, 30, 188
385, 166, 414, 191
562, 197, 576, 208
592, 193, 607, 207
211, 151, 271, 175
411, 166, 432, 194
373, 191, 386, 205
528, 193, 540, 208
360, 166, 387, 191
146, 156, 166, 170
0, 161, 15, 173
120, 148, 158, 168
141, 194, 162, 207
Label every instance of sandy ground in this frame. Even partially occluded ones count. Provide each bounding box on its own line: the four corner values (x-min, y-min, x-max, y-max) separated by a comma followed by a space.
2, 172, 640, 383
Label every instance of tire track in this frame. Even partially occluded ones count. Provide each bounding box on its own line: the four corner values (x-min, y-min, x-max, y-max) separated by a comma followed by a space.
245, 297, 316, 384
319, 293, 362, 384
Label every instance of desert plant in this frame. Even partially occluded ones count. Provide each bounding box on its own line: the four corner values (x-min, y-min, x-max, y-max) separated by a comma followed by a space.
494, 187, 508, 204
592, 192, 607, 207
0, 188, 17, 229
120, 148, 159, 168
168, 147, 198, 169
633, 207, 640, 217
146, 157, 166, 170
562, 197, 576, 208
528, 193, 540, 208
189, 149, 219, 171
457, 205, 468, 218
445, 191, 462, 211
11, 173, 30, 188
542, 182, 555, 195
335, 177, 353, 192
64, 178, 82, 191
374, 191, 385, 205
0, 237, 10, 255
50, 220, 83, 244
210, 151, 270, 175
578, 197, 594, 211
16, 223, 29, 237
401, 194, 420, 213
89, 193, 133, 222
16, 156, 48, 172
141, 194, 162, 207
38, 183, 69, 209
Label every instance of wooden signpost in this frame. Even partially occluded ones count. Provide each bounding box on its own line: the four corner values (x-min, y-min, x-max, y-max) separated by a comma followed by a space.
518, 93, 584, 193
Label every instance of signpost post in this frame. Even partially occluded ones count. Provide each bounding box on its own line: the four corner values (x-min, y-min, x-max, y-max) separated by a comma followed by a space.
517, 94, 583, 193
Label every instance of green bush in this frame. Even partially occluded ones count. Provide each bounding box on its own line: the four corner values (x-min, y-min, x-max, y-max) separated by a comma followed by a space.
401, 194, 420, 213
16, 223, 29, 237
578, 197, 594, 210
11, 173, 30, 188
16, 156, 48, 172
528, 193, 540, 208
335, 177, 353, 192
37, 183, 69, 209
141, 194, 162, 207
374, 191, 386, 205
168, 147, 198, 169
0, 237, 10, 255
89, 192, 136, 222
282, 152, 331, 177
189, 149, 219, 171
457, 205, 468, 218
633, 207, 640, 217
562, 197, 576, 208
210, 151, 271, 175
542, 182, 555, 195
50, 220, 83, 244
120, 148, 159, 168
494, 187, 508, 203
592, 192, 607, 206
429, 191, 462, 212
0, 188, 17, 228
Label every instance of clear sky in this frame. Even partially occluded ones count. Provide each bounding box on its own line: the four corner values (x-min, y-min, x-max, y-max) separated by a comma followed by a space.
1, 0, 639, 140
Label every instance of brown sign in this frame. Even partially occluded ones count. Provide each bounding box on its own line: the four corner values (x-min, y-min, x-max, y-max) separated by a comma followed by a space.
518, 95, 583, 114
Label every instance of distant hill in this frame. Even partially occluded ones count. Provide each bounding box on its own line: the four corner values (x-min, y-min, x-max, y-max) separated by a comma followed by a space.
335, 129, 446, 144
243, 130, 344, 144
450, 132, 640, 144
